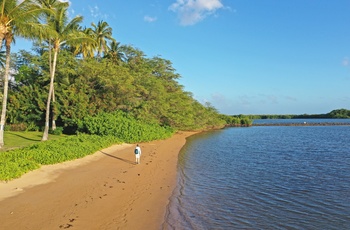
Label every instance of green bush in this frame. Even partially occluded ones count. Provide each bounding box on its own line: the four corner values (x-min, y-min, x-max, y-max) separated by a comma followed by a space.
5, 123, 27, 131
49, 127, 63, 135
26, 122, 39, 131
79, 111, 175, 143
0, 134, 122, 181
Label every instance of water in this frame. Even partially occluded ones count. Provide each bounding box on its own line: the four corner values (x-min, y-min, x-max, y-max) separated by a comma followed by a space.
253, 118, 350, 125
163, 122, 350, 230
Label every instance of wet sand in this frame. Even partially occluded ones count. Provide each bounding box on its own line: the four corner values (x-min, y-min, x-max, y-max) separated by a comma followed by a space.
0, 131, 196, 230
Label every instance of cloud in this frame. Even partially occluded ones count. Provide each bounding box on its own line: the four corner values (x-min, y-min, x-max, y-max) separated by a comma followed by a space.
144, 15, 157, 23
342, 57, 349, 67
169, 0, 224, 26
88, 5, 108, 20
89, 5, 99, 18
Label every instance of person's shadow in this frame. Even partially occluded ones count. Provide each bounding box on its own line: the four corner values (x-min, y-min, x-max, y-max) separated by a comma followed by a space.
100, 151, 136, 165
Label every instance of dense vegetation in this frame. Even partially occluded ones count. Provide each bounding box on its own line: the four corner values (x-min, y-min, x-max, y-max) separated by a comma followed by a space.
6, 48, 230, 134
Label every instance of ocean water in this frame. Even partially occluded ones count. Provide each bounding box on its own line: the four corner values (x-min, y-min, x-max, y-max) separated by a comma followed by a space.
163, 123, 350, 230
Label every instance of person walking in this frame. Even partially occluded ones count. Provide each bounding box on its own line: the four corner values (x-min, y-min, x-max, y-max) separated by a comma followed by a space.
134, 144, 142, 164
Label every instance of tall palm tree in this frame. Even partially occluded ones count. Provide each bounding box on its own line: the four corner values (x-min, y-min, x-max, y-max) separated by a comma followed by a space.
35, 0, 68, 131
0, 0, 48, 147
41, 3, 94, 141
91, 20, 115, 58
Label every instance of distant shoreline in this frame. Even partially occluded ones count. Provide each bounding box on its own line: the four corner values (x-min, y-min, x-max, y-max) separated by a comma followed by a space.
252, 122, 350, 126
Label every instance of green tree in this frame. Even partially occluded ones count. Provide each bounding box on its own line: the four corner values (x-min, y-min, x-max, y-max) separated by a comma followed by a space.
35, 0, 69, 131
69, 26, 96, 58
104, 40, 124, 65
41, 3, 93, 141
90, 20, 115, 58
0, 0, 48, 147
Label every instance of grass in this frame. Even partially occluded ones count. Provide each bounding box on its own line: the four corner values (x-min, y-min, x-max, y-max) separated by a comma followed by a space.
1, 131, 67, 152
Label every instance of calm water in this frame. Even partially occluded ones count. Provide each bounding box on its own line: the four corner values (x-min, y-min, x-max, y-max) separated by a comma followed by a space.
163, 122, 350, 230
253, 118, 350, 125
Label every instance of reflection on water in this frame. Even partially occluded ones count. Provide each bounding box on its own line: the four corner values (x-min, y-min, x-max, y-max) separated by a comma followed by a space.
163, 125, 350, 230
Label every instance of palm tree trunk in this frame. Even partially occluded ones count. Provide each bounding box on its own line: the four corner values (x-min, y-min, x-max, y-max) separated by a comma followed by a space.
49, 41, 56, 130
52, 88, 56, 130
42, 49, 58, 141
0, 43, 11, 147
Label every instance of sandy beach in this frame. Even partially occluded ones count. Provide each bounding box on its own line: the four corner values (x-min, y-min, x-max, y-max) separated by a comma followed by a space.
0, 131, 196, 230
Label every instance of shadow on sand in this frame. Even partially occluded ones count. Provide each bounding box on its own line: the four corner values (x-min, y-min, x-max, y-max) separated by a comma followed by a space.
100, 151, 136, 165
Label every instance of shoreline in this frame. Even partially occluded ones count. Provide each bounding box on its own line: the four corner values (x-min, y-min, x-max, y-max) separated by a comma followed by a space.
0, 131, 197, 229
252, 122, 350, 126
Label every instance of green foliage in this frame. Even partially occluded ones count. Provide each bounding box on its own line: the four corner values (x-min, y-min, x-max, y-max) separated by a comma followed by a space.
239, 109, 350, 119
220, 114, 253, 127
49, 127, 63, 135
0, 134, 122, 181
8, 46, 228, 133
328, 109, 350, 118
26, 122, 39, 131
240, 117, 253, 126
78, 111, 175, 143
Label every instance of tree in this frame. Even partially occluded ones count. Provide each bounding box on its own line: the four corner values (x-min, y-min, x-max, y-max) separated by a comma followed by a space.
35, 0, 69, 131
70, 26, 96, 58
0, 0, 48, 147
104, 40, 124, 65
41, 3, 93, 141
90, 20, 115, 58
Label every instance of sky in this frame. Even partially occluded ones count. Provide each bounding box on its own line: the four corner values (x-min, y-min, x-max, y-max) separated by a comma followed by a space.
14, 0, 350, 115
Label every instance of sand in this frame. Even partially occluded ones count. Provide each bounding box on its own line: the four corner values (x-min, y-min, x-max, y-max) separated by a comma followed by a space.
0, 131, 196, 230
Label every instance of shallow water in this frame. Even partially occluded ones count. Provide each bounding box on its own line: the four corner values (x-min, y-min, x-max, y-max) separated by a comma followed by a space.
163, 124, 350, 229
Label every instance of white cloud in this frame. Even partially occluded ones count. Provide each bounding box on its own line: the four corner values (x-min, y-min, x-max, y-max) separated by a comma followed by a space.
88, 5, 108, 20
169, 0, 224, 26
144, 15, 157, 23
342, 57, 349, 67
89, 5, 99, 18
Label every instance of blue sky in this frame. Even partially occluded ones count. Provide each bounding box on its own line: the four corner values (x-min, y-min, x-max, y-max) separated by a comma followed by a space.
15, 0, 350, 115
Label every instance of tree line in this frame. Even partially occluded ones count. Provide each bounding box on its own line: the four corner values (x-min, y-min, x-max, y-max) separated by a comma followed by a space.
235, 109, 350, 119
0, 0, 242, 148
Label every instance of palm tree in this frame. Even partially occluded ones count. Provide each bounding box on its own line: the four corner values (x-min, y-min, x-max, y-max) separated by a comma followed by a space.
35, 0, 68, 131
104, 40, 124, 65
41, 3, 94, 141
0, 0, 48, 147
71, 26, 96, 58
90, 20, 115, 57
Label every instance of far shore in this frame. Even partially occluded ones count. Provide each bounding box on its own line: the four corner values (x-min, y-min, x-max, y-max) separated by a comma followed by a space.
252, 122, 350, 126
0, 131, 197, 229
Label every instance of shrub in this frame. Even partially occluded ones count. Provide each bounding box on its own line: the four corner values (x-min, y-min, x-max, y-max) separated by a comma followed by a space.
49, 127, 63, 135
5, 123, 27, 131
0, 134, 122, 181
78, 111, 175, 143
